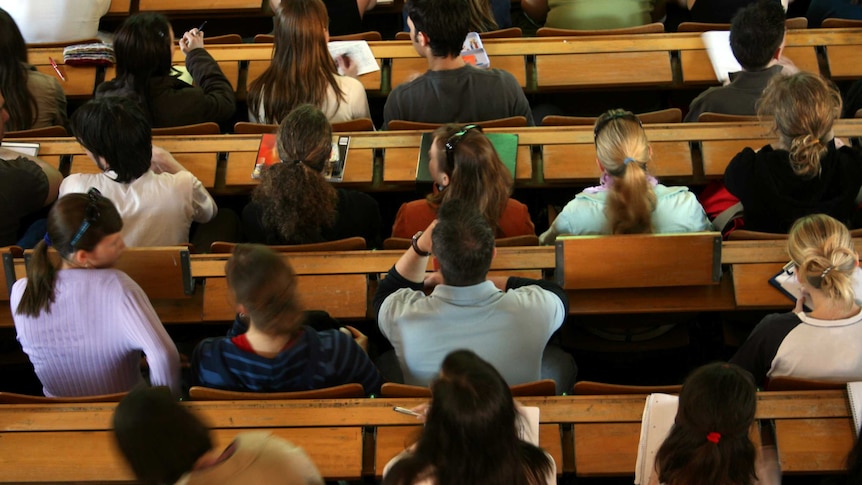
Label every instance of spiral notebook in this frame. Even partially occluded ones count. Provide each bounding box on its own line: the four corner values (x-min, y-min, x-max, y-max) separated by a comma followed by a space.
849, 381, 862, 436
634, 393, 679, 485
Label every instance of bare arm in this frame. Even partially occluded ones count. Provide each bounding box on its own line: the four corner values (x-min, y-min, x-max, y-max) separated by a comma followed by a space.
357, 0, 377, 16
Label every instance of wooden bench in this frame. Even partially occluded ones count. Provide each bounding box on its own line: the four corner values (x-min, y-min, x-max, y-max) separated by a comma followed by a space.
0, 390, 852, 482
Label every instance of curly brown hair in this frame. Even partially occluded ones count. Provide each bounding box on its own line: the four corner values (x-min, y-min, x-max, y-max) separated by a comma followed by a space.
252, 104, 337, 243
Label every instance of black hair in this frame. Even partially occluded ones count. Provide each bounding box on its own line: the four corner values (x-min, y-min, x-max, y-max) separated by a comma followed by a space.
431, 198, 495, 286
405, 0, 471, 58
71, 97, 153, 183
729, 0, 786, 71
113, 387, 213, 485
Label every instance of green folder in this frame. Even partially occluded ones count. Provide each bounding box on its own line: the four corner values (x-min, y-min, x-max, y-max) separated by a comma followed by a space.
416, 132, 518, 183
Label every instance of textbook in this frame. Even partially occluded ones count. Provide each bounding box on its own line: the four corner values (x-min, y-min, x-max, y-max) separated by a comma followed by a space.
461, 32, 490, 69
769, 263, 862, 311
252, 133, 350, 183
415, 132, 518, 183
634, 393, 679, 485
0, 141, 39, 157
328, 41, 380, 77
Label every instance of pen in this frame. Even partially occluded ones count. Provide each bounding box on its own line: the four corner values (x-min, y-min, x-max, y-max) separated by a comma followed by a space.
393, 406, 422, 417
48, 57, 66, 82
197, 21, 207, 32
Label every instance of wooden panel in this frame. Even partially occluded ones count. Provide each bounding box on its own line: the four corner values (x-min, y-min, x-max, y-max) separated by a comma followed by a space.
574, 422, 639, 476
248, 60, 383, 93
731, 263, 794, 309
138, 0, 263, 11
774, 418, 855, 473
826, 45, 862, 79
681, 47, 819, 85
212, 428, 364, 479
32, 64, 97, 98
536, 52, 672, 89
566, 274, 735, 314
390, 58, 428, 91
701, 139, 767, 177
203, 274, 368, 320
543, 141, 692, 182
108, 0, 131, 14
556, 233, 721, 290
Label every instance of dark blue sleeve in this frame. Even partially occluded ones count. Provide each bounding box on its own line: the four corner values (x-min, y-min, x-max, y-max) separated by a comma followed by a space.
729, 312, 801, 388
372, 266, 424, 318
331, 331, 385, 396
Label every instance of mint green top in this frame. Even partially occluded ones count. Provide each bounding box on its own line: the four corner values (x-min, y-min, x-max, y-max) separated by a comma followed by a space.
545, 0, 655, 30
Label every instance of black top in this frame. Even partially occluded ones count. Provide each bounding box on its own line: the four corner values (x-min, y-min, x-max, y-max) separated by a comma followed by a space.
0, 157, 48, 246
242, 188, 382, 248
325, 0, 364, 36
724, 142, 862, 233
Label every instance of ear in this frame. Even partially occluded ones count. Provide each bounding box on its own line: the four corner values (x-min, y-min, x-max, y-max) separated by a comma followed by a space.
417, 31, 430, 48
491, 247, 497, 260
439, 172, 450, 187
648, 144, 653, 161
71, 249, 90, 267
235, 303, 248, 315
774, 33, 786, 60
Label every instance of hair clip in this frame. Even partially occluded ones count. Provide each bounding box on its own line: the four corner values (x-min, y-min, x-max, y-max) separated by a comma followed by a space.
821, 266, 833, 279
43, 233, 52, 247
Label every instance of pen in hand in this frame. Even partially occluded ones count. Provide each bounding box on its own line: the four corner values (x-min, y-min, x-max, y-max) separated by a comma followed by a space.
393, 406, 423, 417
197, 21, 207, 32
48, 57, 66, 82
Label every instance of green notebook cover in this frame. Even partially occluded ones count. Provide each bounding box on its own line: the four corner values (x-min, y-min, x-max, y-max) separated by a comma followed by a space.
416, 132, 518, 183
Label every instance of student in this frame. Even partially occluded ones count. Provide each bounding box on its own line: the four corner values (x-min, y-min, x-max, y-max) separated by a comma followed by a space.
11, 191, 180, 397
0, 8, 68, 131
97, 13, 235, 128
730, 214, 862, 386
242, 104, 381, 246
114, 387, 325, 485
0, 0, 110, 44
649, 362, 779, 485
192, 244, 384, 395
723, 72, 862, 233
540, 109, 711, 243
382, 0, 533, 128
60, 97, 217, 247
520, 0, 656, 31
382, 349, 555, 485
270, 0, 378, 37
248, 0, 370, 125
685, 0, 793, 122
391, 124, 534, 239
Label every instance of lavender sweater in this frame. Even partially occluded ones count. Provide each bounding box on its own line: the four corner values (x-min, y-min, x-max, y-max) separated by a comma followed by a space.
11, 269, 180, 397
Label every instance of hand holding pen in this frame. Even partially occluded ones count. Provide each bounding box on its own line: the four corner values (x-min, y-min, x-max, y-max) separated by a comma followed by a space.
180, 21, 207, 54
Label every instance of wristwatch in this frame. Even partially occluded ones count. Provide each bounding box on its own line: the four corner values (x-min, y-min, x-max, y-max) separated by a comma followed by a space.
411, 231, 430, 256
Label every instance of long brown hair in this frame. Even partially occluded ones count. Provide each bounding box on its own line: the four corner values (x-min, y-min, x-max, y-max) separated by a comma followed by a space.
427, 124, 512, 236
466, 0, 498, 32
593, 109, 656, 234
757, 72, 842, 179
16, 191, 123, 317
0, 8, 37, 131
252, 104, 338, 243
247, 0, 344, 124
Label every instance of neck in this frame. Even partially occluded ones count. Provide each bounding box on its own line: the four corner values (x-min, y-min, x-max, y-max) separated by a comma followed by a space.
427, 55, 466, 71
803, 290, 859, 320
244, 323, 294, 358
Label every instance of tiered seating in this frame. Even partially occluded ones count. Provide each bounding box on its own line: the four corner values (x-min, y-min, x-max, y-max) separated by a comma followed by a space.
0, 390, 853, 482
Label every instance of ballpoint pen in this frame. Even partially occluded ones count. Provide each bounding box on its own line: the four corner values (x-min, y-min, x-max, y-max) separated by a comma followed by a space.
48, 57, 66, 82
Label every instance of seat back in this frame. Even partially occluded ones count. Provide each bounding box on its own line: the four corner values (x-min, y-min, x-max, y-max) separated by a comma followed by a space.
209, 237, 367, 254
257, 31, 382, 42
380, 379, 557, 398
726, 230, 788, 241
697, 112, 759, 123
765, 376, 846, 391
0, 391, 127, 404
4, 126, 68, 138
204, 34, 244, 45
0, 246, 22, 300
386, 116, 528, 130
821, 18, 862, 28
152, 122, 221, 136
678, 17, 806, 32
572, 381, 682, 395
542, 108, 682, 126
384, 235, 538, 250
188, 383, 366, 400
233, 121, 277, 134
537, 22, 664, 36
555, 232, 722, 290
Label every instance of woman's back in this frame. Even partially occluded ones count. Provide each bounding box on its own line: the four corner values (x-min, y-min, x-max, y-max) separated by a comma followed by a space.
11, 269, 179, 397
545, 0, 653, 30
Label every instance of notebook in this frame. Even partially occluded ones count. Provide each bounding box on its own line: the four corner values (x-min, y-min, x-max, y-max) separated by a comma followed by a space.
252, 133, 349, 182
849, 381, 862, 436
769, 263, 862, 310
0, 142, 40, 157
415, 132, 518, 183
634, 393, 679, 485
701, 30, 741, 84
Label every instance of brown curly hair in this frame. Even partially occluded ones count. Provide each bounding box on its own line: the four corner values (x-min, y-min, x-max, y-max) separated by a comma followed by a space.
252, 104, 337, 243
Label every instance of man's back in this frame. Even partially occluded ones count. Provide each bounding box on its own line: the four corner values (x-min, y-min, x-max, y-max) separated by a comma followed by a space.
378, 279, 564, 386
382, 65, 534, 128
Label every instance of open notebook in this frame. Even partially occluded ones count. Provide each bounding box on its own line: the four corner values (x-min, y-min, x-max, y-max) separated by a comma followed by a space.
769, 263, 862, 310
849, 382, 862, 436
634, 393, 679, 485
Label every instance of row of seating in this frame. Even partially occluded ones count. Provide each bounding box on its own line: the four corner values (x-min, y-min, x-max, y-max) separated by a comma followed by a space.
104, 0, 267, 16
1, 233, 850, 326
0, 390, 853, 482
25, 28, 862, 99
12, 121, 862, 194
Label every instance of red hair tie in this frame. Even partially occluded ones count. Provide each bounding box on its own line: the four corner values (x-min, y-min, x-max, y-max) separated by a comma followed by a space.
706, 432, 721, 444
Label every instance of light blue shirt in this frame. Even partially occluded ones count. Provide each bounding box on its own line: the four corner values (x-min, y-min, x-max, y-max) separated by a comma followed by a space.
540, 183, 713, 244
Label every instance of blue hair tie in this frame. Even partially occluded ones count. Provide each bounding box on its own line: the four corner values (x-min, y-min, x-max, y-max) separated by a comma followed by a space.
623, 157, 636, 165
43, 233, 52, 247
